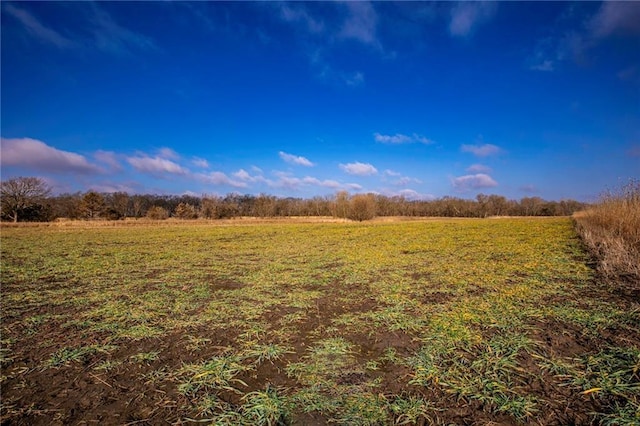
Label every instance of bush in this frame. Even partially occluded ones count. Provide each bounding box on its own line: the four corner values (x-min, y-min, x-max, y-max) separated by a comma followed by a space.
574, 180, 640, 281
174, 202, 198, 219
146, 206, 169, 220
347, 194, 377, 222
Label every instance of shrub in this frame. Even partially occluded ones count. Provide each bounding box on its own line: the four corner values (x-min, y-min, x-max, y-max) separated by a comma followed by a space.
146, 206, 169, 220
174, 202, 198, 219
347, 194, 377, 222
574, 180, 640, 281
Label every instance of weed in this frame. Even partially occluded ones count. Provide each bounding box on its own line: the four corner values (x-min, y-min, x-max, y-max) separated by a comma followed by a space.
129, 351, 160, 364
178, 354, 250, 396
241, 386, 290, 426
390, 395, 440, 425
242, 343, 294, 365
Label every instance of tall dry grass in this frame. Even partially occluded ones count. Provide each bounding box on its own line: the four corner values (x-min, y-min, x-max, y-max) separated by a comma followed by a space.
574, 180, 640, 281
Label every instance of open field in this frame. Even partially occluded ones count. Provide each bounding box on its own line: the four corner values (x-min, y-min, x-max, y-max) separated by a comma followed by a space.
1, 218, 638, 425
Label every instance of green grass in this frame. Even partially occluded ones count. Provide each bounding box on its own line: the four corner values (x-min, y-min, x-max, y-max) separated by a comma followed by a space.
1, 218, 637, 424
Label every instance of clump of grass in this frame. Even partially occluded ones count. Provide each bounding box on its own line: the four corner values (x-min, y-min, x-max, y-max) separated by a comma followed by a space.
241, 386, 290, 426
129, 351, 160, 364
574, 179, 640, 280
178, 354, 250, 396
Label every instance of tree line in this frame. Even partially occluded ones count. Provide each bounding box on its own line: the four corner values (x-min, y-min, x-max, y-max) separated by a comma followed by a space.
1, 177, 587, 222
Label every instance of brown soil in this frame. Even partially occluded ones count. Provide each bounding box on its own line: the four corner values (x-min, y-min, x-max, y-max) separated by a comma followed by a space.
2, 275, 638, 426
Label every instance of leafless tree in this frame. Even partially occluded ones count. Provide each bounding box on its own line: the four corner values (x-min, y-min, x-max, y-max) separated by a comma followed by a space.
0, 177, 51, 222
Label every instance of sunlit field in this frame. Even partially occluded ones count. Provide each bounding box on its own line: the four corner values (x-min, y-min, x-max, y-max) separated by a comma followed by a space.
1, 218, 638, 425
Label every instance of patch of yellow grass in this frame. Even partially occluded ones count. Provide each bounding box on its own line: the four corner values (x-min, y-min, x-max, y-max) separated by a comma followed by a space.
574, 180, 640, 280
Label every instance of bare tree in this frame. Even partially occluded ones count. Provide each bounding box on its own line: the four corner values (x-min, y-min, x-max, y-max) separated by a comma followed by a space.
0, 177, 51, 222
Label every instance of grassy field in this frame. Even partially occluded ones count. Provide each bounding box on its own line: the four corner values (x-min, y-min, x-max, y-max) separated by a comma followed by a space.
1, 218, 638, 425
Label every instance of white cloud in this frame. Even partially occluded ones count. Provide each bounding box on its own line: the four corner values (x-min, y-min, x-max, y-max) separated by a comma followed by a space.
466, 163, 492, 173
94, 150, 122, 171
520, 184, 539, 193
394, 176, 422, 187
345, 183, 363, 191
126, 155, 188, 175
449, 1, 497, 37
279, 151, 314, 167
3, 4, 76, 49
452, 173, 498, 191
0, 137, 103, 174
530, 59, 554, 72
278, 3, 324, 34
339, 161, 378, 176
461, 143, 502, 157
158, 147, 179, 160
590, 1, 640, 38
302, 177, 342, 189
374, 132, 433, 145
198, 171, 247, 188
397, 189, 435, 201
88, 3, 157, 55
384, 169, 402, 177
192, 157, 209, 168
339, 1, 379, 47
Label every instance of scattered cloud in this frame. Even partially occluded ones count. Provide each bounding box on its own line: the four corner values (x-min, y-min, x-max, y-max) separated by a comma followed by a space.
374, 132, 433, 145
197, 171, 247, 188
94, 150, 122, 171
384, 169, 402, 177
192, 157, 209, 169
3, 4, 76, 49
339, 1, 379, 48
589, 1, 640, 38
520, 184, 539, 193
157, 147, 179, 160
530, 59, 554, 72
393, 176, 422, 187
339, 161, 378, 176
302, 177, 342, 189
466, 163, 492, 173
0, 137, 103, 174
126, 155, 188, 176
345, 183, 363, 191
461, 143, 502, 157
279, 151, 314, 167
278, 3, 324, 35
452, 173, 498, 191
529, 2, 640, 73
88, 3, 157, 55
449, 1, 497, 37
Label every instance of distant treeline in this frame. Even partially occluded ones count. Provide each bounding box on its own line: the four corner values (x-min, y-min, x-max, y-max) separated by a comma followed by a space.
3, 190, 587, 222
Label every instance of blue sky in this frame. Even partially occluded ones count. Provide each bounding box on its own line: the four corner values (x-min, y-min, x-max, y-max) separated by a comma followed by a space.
1, 1, 638, 201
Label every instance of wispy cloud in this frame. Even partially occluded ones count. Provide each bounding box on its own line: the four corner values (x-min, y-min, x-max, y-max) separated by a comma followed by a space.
520, 184, 539, 193
374, 132, 433, 145
449, 1, 497, 38
192, 157, 209, 169
466, 163, 492, 173
339, 1, 379, 48
0, 137, 103, 174
339, 161, 378, 176
94, 150, 122, 171
452, 173, 498, 191
278, 3, 324, 35
529, 2, 640, 73
198, 171, 247, 188
126, 155, 188, 176
461, 143, 502, 157
589, 1, 640, 38
279, 151, 314, 167
4, 4, 76, 49
88, 3, 157, 55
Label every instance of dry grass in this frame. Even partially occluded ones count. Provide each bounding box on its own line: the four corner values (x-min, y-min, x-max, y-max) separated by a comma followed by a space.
574, 180, 640, 281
